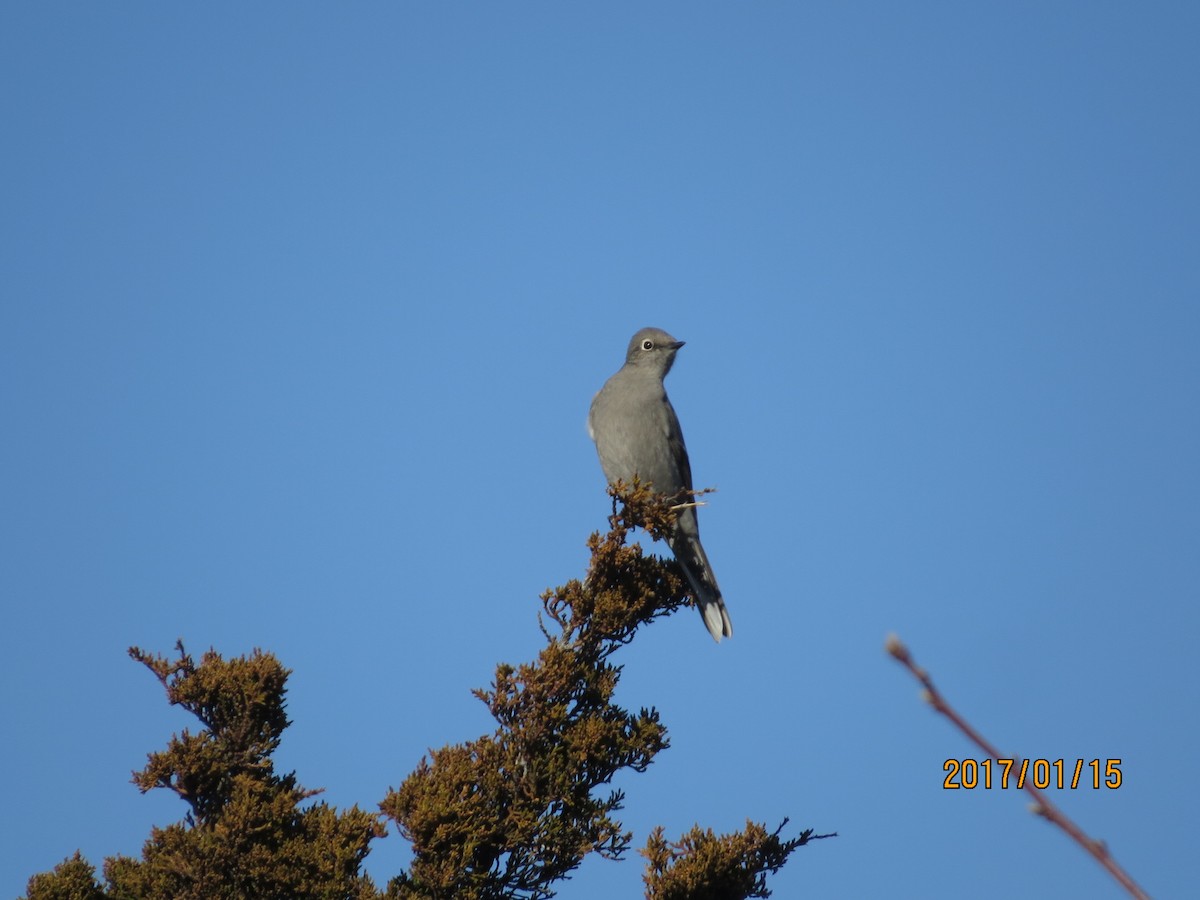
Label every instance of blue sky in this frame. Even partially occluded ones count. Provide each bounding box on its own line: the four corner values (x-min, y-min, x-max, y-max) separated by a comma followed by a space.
2, 3, 1197, 898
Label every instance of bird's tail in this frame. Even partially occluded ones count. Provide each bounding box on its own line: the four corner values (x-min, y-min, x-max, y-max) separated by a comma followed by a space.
670, 532, 733, 643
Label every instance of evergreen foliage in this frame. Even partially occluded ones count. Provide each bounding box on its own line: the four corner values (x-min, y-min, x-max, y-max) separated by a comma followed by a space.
23, 484, 823, 899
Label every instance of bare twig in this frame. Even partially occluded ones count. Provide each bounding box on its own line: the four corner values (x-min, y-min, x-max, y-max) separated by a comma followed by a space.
885, 634, 1150, 900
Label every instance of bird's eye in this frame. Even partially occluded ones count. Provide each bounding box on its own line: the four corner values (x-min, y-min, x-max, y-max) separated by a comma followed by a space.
642, 339, 654, 350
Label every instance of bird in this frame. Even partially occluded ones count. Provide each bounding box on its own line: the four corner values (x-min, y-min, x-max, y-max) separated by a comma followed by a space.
588, 327, 733, 642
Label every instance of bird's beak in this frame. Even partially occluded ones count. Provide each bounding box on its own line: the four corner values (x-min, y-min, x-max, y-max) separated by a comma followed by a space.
671, 340, 685, 350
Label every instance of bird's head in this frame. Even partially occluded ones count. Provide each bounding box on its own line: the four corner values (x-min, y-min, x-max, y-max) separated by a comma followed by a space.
624, 326, 685, 375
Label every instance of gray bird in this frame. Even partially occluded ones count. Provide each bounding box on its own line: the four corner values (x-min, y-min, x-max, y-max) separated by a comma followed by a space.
588, 327, 733, 642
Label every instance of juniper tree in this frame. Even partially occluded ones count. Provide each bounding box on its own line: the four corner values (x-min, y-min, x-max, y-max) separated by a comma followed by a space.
23, 643, 383, 900
23, 483, 825, 900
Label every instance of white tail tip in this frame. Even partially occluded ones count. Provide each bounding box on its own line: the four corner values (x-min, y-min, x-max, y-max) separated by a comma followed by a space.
701, 601, 733, 643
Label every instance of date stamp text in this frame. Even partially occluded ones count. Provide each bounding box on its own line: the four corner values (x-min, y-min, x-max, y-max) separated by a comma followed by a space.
943, 758, 1122, 790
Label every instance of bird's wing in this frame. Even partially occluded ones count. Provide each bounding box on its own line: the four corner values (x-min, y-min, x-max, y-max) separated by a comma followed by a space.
662, 395, 693, 493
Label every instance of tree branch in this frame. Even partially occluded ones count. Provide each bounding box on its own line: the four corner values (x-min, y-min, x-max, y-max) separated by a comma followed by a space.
886, 634, 1149, 900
